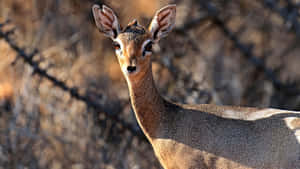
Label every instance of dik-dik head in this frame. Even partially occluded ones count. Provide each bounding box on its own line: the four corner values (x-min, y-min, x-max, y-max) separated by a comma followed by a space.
92, 4, 176, 80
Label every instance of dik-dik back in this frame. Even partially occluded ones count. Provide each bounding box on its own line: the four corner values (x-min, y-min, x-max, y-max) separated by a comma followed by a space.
92, 4, 300, 169
153, 103, 300, 169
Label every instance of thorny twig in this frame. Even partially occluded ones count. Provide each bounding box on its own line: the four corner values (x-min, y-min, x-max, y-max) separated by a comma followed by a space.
261, 0, 300, 37
0, 21, 146, 141
197, 0, 300, 96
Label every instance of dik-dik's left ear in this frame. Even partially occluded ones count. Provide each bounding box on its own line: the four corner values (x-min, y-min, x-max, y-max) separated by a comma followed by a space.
92, 4, 121, 39
148, 4, 176, 42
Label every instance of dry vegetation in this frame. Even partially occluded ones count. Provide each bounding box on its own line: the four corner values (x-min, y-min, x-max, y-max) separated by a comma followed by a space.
0, 0, 300, 169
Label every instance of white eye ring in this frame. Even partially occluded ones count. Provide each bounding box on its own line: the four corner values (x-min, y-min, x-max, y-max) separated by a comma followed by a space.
113, 38, 124, 50
142, 39, 153, 57
113, 38, 124, 56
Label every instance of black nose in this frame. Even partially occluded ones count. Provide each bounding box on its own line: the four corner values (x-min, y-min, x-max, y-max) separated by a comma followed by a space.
127, 66, 136, 73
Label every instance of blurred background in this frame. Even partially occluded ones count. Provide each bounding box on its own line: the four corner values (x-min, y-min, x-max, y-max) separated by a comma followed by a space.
0, 0, 300, 168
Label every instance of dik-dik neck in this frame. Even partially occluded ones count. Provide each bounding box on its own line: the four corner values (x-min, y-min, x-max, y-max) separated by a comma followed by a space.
125, 64, 165, 140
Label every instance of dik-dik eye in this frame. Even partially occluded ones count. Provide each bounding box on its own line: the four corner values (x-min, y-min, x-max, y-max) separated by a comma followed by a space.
112, 41, 121, 50
142, 41, 153, 57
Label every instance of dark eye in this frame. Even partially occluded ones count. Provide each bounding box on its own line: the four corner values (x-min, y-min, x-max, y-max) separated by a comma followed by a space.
144, 42, 153, 52
113, 41, 121, 50
142, 41, 153, 56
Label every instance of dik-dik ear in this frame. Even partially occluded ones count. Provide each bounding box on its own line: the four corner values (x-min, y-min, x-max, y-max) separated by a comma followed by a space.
92, 4, 121, 39
148, 4, 176, 42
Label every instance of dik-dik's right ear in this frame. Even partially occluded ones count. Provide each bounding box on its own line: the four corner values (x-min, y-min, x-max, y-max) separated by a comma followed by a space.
92, 4, 121, 39
148, 4, 176, 42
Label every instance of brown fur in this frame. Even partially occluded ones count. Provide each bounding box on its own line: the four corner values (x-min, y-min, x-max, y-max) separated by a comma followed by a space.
93, 5, 300, 169
124, 59, 300, 169
116, 25, 300, 169
116, 28, 300, 168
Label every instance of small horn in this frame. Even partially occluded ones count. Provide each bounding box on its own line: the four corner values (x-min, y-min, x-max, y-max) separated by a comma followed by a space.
128, 19, 138, 26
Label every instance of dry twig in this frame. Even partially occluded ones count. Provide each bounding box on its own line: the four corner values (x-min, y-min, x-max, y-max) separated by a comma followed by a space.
196, 0, 300, 96
0, 21, 146, 141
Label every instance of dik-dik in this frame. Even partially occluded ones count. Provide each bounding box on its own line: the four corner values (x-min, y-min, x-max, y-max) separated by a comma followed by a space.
92, 4, 300, 169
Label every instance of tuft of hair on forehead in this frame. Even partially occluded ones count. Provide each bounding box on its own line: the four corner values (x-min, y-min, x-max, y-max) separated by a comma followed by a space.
122, 19, 146, 35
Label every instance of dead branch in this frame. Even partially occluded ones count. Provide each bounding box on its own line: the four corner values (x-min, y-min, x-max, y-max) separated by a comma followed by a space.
261, 0, 300, 37
0, 21, 146, 141
196, 0, 300, 96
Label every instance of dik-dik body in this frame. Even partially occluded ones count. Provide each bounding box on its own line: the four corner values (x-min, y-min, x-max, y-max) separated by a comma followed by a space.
92, 4, 300, 169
